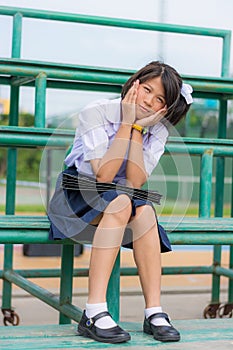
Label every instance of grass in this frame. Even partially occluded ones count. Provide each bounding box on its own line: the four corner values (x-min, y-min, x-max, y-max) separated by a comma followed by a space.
0, 203, 231, 217
0, 204, 46, 214
157, 204, 232, 217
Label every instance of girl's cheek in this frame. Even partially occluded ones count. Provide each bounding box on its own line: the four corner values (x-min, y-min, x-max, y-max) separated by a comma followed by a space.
153, 103, 164, 113
136, 90, 143, 104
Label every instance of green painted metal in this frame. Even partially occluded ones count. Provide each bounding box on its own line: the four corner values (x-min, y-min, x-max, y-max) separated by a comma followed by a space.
2, 127, 233, 156
1, 264, 233, 281
0, 126, 74, 148
59, 245, 74, 324
0, 266, 216, 279
1, 59, 233, 97
0, 5, 233, 329
2, 70, 233, 100
228, 246, 233, 302
11, 12, 22, 58
2, 12, 23, 314
11, 76, 35, 86
199, 149, 213, 218
229, 163, 233, 303
221, 31, 231, 76
0, 6, 230, 42
211, 99, 228, 304
0, 230, 233, 245
1, 320, 233, 349
35, 73, 47, 128
107, 251, 120, 322
1, 245, 13, 311
3, 270, 83, 322
0, 1, 231, 101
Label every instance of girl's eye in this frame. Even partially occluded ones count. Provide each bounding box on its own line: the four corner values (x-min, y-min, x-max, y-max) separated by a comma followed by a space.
157, 97, 165, 104
143, 86, 150, 92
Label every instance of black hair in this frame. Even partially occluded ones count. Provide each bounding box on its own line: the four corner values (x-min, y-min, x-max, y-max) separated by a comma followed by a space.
121, 61, 191, 126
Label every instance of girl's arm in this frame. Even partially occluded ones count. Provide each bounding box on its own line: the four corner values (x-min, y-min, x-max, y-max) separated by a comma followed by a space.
90, 123, 132, 183
90, 81, 139, 183
126, 129, 148, 188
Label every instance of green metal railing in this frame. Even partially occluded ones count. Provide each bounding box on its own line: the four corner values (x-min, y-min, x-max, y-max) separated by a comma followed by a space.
0, 6, 233, 324
0, 5, 231, 76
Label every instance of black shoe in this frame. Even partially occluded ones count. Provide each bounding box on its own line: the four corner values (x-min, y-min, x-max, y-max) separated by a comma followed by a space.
77, 310, 131, 344
143, 312, 180, 342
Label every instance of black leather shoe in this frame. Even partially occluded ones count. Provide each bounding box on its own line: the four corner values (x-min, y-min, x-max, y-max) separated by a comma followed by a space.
143, 312, 180, 342
77, 310, 131, 344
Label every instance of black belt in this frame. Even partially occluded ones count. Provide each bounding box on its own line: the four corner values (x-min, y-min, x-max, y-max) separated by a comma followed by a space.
62, 171, 162, 205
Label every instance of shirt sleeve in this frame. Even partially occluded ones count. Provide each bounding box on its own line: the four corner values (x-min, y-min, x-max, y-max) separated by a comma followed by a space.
143, 123, 169, 176
78, 103, 109, 161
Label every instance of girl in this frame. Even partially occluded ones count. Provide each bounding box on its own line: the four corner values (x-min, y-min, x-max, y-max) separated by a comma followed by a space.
48, 61, 193, 344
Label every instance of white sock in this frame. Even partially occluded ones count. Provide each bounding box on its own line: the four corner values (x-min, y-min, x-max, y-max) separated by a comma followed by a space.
85, 302, 117, 329
145, 306, 171, 327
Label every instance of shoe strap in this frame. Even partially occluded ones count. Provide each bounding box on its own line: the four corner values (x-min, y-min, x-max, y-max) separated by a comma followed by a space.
147, 312, 170, 323
91, 311, 112, 324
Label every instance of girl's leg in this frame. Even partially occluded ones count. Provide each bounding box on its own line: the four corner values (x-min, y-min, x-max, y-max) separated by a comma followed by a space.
88, 194, 132, 304
78, 193, 132, 342
78, 196, 132, 343
128, 205, 161, 307
128, 205, 180, 342
82, 194, 132, 332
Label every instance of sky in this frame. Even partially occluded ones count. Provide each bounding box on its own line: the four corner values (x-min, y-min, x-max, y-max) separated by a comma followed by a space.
0, 0, 233, 117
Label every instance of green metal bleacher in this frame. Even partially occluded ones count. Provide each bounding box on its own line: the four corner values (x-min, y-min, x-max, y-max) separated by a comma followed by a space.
0, 6, 233, 348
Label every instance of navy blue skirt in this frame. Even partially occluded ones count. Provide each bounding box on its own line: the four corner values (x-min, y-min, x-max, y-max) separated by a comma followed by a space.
48, 167, 171, 253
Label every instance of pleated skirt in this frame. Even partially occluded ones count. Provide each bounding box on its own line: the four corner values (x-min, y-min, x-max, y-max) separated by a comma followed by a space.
48, 166, 171, 253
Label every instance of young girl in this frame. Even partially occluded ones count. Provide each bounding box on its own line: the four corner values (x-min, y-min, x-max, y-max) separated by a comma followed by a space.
48, 61, 193, 344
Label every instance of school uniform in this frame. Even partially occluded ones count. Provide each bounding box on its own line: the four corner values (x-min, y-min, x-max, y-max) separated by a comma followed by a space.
48, 98, 171, 252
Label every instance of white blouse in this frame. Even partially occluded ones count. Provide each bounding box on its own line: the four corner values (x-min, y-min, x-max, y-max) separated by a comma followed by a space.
65, 98, 168, 183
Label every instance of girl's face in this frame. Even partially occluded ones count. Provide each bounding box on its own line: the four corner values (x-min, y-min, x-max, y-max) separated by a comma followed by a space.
135, 76, 166, 119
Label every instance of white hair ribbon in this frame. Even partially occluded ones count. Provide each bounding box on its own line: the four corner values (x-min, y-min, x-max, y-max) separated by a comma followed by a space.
181, 83, 193, 104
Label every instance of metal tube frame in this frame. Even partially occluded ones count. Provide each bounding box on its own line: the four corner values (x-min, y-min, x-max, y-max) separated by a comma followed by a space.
2, 12, 22, 315
0, 5, 232, 325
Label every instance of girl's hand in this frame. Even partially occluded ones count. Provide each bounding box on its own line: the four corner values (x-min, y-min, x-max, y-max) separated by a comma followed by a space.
136, 105, 167, 127
121, 80, 139, 125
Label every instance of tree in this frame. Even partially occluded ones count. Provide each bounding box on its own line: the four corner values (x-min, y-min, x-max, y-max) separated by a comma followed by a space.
0, 113, 42, 180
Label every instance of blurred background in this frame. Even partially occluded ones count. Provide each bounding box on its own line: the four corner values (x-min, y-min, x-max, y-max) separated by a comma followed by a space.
0, 0, 233, 216
0, 0, 233, 325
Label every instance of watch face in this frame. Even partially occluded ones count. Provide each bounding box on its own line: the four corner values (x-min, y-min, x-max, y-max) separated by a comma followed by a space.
132, 124, 143, 133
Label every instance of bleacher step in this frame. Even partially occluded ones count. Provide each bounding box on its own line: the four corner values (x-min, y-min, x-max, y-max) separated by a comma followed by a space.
0, 319, 232, 349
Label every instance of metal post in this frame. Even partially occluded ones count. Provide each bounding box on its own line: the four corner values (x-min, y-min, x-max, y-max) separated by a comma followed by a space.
46, 148, 52, 210
211, 99, 228, 303
228, 246, 233, 303
199, 149, 213, 218
221, 32, 231, 77
35, 72, 47, 127
11, 12, 22, 58
59, 245, 74, 324
227, 160, 233, 303
2, 12, 22, 316
107, 251, 120, 322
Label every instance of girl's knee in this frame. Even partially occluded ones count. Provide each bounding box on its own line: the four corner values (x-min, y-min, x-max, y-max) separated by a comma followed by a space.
104, 194, 132, 222
128, 204, 157, 237
135, 204, 156, 222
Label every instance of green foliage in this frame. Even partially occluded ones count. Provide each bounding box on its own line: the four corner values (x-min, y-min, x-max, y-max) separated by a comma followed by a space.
0, 149, 7, 177
17, 149, 43, 181
0, 203, 45, 213
227, 120, 233, 138
19, 112, 34, 127
0, 113, 42, 180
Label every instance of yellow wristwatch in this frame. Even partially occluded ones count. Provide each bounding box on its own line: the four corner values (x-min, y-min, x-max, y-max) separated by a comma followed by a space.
132, 124, 144, 133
